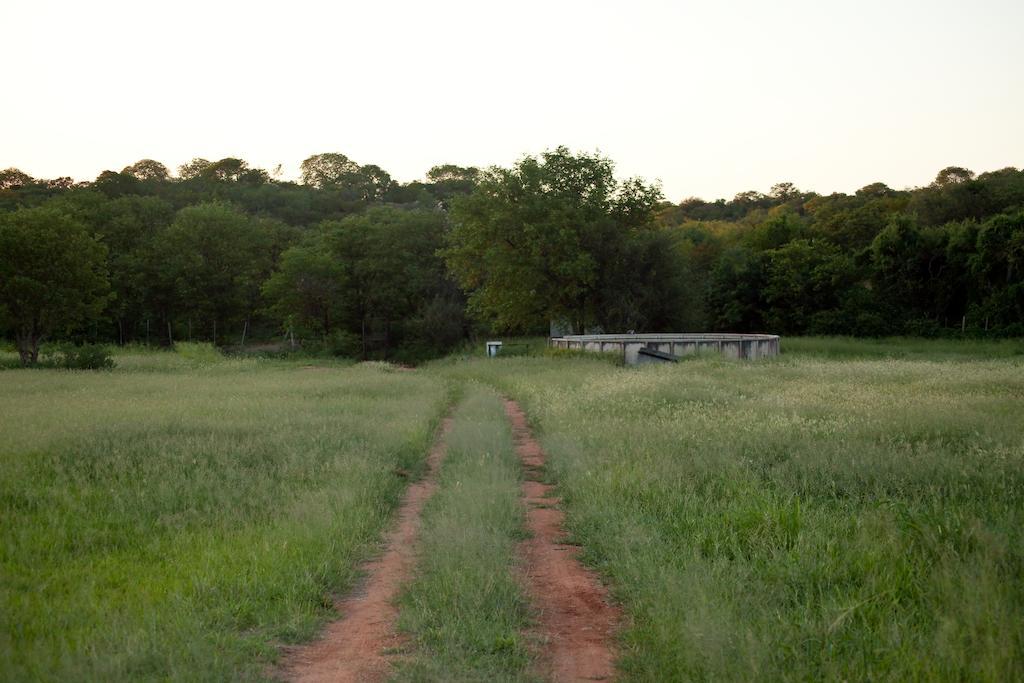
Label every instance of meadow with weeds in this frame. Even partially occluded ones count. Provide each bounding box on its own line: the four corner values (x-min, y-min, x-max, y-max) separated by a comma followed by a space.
0, 346, 448, 681
783, 335, 1024, 360
396, 385, 531, 681
444, 338, 1024, 680
2, 337, 1023, 681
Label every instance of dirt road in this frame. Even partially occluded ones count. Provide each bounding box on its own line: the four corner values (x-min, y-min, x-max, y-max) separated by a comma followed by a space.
504, 398, 620, 682
279, 416, 453, 683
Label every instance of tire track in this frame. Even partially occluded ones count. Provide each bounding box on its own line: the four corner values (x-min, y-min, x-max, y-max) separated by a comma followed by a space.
503, 398, 620, 682
279, 414, 454, 683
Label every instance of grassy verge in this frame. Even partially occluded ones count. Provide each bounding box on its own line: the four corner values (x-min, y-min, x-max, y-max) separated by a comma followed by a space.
441, 353, 1024, 680
783, 335, 1024, 360
0, 354, 449, 681
395, 385, 531, 682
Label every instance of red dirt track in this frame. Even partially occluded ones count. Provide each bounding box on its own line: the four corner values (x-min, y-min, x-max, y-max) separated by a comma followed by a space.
279, 400, 618, 682
504, 398, 621, 682
278, 416, 453, 683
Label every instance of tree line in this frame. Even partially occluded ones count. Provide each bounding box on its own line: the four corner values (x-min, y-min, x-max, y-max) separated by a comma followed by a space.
1, 150, 1022, 365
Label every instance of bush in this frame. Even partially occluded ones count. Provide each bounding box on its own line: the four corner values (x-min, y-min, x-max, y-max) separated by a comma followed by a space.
407, 297, 467, 352
301, 331, 362, 357
174, 342, 223, 363
902, 318, 943, 338
49, 343, 115, 370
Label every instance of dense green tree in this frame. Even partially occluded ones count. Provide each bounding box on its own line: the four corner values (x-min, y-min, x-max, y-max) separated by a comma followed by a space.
262, 206, 454, 356
934, 166, 976, 187
745, 212, 805, 251
769, 182, 800, 201
93, 196, 175, 343
203, 158, 269, 184
0, 207, 111, 364
590, 228, 695, 332
300, 153, 393, 202
707, 246, 766, 332
300, 153, 361, 188
811, 201, 890, 250
350, 164, 392, 201
93, 170, 141, 198
764, 239, 860, 334
323, 207, 451, 354
262, 236, 345, 338
0, 168, 34, 190
870, 215, 931, 319
425, 164, 480, 205
855, 182, 897, 199
177, 158, 212, 179
122, 159, 170, 182
150, 202, 271, 342
444, 147, 662, 333
2, 154, 1023, 353
972, 210, 1024, 331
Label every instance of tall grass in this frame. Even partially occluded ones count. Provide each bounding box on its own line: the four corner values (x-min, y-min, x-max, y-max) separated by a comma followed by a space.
784, 335, 1024, 360
395, 385, 531, 681
5, 341, 1022, 680
0, 355, 448, 681
442, 353, 1024, 680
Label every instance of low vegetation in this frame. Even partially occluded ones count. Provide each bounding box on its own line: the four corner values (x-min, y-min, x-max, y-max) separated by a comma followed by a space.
0, 351, 448, 680
396, 385, 530, 681
446, 341, 1024, 680
3, 151, 1023, 366
2, 339, 1022, 680
782, 335, 1024, 360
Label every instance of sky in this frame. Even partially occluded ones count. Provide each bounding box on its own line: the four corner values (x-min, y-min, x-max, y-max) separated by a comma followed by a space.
3, 0, 1023, 202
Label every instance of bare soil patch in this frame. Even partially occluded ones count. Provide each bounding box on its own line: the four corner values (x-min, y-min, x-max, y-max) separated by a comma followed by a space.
503, 398, 621, 682
278, 415, 453, 683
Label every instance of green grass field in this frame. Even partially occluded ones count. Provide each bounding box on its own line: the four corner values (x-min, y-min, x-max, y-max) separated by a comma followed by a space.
395, 385, 531, 681
446, 341, 1024, 680
2, 338, 1023, 681
0, 348, 449, 680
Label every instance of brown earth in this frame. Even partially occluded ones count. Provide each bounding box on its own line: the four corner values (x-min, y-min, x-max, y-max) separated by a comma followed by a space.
503, 398, 621, 682
278, 416, 454, 683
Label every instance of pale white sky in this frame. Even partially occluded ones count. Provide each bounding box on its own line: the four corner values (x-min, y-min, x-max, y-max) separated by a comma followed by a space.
3, 0, 1022, 201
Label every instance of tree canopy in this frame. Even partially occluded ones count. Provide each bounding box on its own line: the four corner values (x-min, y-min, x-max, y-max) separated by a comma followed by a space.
0, 207, 111, 364
444, 147, 663, 333
1, 150, 1023, 363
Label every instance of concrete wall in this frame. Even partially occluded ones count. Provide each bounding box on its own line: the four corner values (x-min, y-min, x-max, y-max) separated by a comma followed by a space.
549, 334, 780, 365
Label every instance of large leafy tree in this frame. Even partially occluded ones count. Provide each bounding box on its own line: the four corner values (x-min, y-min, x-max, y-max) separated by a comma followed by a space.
444, 146, 662, 333
425, 164, 480, 205
261, 235, 345, 338
176, 158, 268, 185
708, 245, 767, 332
122, 159, 170, 182
300, 153, 361, 188
149, 202, 271, 341
764, 239, 860, 334
323, 207, 449, 352
263, 206, 453, 356
972, 210, 1024, 330
0, 168, 34, 190
0, 207, 111, 364
95, 196, 175, 343
300, 153, 392, 201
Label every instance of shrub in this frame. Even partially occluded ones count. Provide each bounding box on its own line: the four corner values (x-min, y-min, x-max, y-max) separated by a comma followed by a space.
174, 342, 223, 363
49, 343, 115, 370
301, 331, 362, 357
406, 297, 467, 352
902, 318, 943, 338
